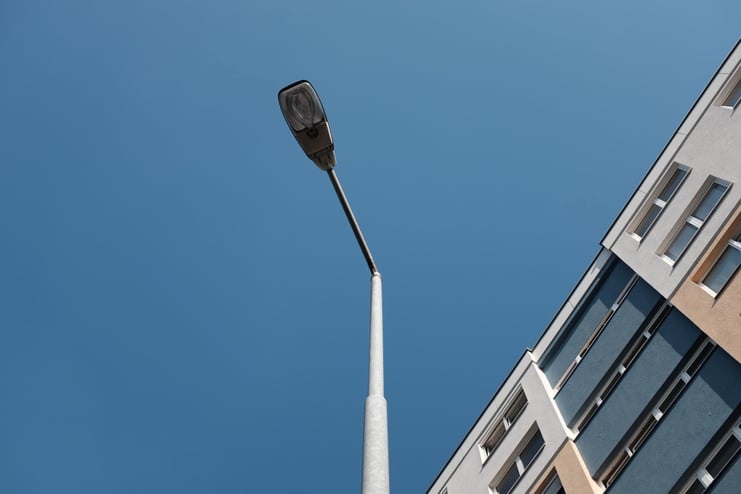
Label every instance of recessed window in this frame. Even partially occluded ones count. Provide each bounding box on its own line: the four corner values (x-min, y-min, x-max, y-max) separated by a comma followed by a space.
519, 431, 544, 467
504, 391, 527, 426
721, 78, 741, 108
706, 433, 740, 478
496, 463, 520, 494
678, 418, 741, 493
493, 430, 545, 494
537, 473, 565, 494
481, 389, 528, 458
632, 165, 689, 239
662, 179, 730, 264
701, 231, 741, 295
484, 423, 507, 457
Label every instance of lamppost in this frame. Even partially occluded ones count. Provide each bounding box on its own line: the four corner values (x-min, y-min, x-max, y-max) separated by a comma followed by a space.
277, 80, 390, 494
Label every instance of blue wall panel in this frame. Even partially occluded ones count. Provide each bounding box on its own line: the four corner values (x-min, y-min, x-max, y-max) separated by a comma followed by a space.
541, 260, 633, 385
575, 309, 699, 475
608, 349, 741, 494
556, 279, 661, 425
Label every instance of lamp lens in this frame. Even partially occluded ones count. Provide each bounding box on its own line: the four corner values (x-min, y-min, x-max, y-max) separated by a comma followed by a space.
278, 81, 327, 132
287, 90, 316, 127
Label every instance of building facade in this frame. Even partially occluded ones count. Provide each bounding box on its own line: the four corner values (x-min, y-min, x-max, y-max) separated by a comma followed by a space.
428, 41, 741, 494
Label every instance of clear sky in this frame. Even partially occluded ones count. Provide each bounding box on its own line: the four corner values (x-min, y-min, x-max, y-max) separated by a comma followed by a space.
1, 1, 739, 493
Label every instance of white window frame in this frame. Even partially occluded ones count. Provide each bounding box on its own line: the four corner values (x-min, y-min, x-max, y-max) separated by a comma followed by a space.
630, 164, 690, 241
480, 389, 528, 459
660, 178, 731, 265
492, 429, 545, 494
700, 231, 741, 296
718, 72, 741, 109
714, 61, 741, 109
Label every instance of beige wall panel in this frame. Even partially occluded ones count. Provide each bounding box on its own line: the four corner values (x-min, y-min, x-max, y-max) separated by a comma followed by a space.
529, 440, 600, 494
672, 207, 741, 363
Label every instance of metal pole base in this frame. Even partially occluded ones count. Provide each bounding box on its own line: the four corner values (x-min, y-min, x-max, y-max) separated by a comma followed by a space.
362, 273, 389, 494
362, 394, 389, 494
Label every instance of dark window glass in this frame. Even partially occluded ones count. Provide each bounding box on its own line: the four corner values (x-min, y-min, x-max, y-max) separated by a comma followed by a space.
540, 474, 565, 494
504, 391, 527, 425
706, 434, 741, 478
520, 431, 544, 469
686, 343, 714, 377
578, 403, 599, 429
630, 417, 657, 452
658, 168, 688, 202
704, 244, 741, 294
602, 371, 623, 401
603, 450, 630, 487
666, 223, 698, 261
622, 337, 646, 368
693, 183, 727, 221
496, 463, 519, 494
636, 204, 662, 237
484, 422, 506, 455
723, 79, 741, 107
684, 479, 705, 494
658, 380, 687, 414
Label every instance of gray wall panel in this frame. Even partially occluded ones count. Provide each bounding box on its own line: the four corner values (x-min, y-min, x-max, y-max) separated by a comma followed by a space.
542, 261, 633, 384
608, 349, 741, 494
556, 279, 662, 424
575, 310, 699, 474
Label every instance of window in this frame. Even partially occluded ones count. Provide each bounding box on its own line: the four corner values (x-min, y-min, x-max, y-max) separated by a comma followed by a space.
572, 303, 671, 434
493, 430, 545, 494
632, 165, 689, 239
600, 338, 716, 488
481, 389, 528, 458
497, 463, 520, 494
536, 473, 565, 494
679, 418, 741, 493
701, 231, 741, 295
662, 179, 730, 264
721, 78, 741, 108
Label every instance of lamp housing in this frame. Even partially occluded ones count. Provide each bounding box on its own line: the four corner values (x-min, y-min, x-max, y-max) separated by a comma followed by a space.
278, 80, 336, 170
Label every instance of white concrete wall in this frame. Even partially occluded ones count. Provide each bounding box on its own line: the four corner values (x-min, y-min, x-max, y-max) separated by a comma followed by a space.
530, 248, 613, 364
605, 43, 741, 300
427, 355, 571, 494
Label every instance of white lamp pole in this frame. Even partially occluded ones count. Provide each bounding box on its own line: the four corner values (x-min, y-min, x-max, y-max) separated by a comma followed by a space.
278, 81, 390, 494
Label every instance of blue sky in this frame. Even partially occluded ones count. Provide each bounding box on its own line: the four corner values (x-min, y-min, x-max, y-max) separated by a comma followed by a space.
1, 1, 739, 492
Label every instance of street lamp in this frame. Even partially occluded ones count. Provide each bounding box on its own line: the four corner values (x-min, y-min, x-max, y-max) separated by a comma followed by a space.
278, 80, 390, 494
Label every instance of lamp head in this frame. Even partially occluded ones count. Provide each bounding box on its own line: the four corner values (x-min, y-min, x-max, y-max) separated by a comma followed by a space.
278, 80, 336, 170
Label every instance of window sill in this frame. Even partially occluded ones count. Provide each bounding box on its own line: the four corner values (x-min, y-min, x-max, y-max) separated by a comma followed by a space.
697, 283, 719, 298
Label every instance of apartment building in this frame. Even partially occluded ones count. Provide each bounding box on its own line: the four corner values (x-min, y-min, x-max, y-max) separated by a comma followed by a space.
428, 40, 741, 494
